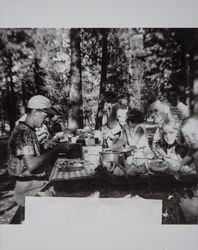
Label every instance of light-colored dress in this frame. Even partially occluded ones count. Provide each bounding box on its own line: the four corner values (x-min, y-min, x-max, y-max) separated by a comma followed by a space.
123, 124, 149, 149
123, 124, 154, 165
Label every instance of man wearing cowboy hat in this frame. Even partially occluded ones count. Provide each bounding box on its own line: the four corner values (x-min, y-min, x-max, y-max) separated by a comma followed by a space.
8, 95, 69, 207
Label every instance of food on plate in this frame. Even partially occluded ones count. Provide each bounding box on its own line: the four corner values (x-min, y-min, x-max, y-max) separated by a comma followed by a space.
75, 163, 84, 168
147, 160, 169, 173
58, 158, 85, 171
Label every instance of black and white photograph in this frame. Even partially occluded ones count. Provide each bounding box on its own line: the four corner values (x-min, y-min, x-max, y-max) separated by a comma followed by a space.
0, 27, 198, 225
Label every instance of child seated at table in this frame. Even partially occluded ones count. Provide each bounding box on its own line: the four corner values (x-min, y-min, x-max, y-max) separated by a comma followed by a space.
105, 107, 128, 149
153, 122, 186, 169
122, 109, 154, 166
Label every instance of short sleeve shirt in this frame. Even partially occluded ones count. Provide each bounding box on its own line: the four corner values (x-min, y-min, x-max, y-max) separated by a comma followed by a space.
7, 122, 41, 177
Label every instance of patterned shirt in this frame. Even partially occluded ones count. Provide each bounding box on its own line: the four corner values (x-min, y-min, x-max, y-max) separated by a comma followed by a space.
7, 122, 41, 177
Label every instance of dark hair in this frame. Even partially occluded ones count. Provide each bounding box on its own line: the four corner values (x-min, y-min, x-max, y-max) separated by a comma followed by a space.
147, 96, 159, 106
118, 93, 130, 100
127, 109, 144, 124
104, 91, 117, 103
167, 86, 180, 96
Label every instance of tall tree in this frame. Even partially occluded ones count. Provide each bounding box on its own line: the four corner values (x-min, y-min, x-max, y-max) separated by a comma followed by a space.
95, 29, 108, 130
80, 28, 102, 127
1, 31, 24, 129
33, 57, 46, 95
105, 29, 145, 110
192, 29, 198, 114
6, 50, 17, 130
0, 29, 35, 131
68, 29, 83, 130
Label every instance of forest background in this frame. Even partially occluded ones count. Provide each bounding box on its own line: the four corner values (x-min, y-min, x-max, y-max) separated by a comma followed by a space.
0, 28, 197, 134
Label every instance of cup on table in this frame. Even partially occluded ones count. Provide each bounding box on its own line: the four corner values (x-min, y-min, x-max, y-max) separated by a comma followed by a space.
83, 146, 102, 169
94, 130, 102, 144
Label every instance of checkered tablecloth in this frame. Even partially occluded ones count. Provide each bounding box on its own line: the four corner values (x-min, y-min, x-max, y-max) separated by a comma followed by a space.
49, 158, 96, 181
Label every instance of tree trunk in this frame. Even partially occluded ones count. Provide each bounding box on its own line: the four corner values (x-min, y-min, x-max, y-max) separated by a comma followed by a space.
192, 30, 198, 115
34, 57, 41, 94
21, 80, 27, 109
2, 91, 6, 135
68, 28, 83, 130
95, 29, 108, 130
6, 54, 17, 131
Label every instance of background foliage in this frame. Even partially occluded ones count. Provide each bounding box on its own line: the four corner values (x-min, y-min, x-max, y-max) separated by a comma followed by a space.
0, 28, 195, 133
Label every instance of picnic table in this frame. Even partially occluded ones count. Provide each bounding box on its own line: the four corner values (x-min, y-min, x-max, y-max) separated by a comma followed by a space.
48, 155, 197, 185
42, 147, 197, 224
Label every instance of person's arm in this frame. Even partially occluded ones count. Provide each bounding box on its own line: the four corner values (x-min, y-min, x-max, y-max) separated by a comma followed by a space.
179, 147, 198, 167
152, 128, 161, 149
122, 125, 133, 146
132, 126, 144, 146
184, 105, 190, 118
179, 102, 190, 118
179, 155, 193, 166
106, 124, 121, 139
122, 127, 128, 146
22, 143, 70, 172
43, 132, 65, 149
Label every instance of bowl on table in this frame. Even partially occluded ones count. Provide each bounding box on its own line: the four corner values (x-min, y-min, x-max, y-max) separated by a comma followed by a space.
146, 159, 169, 174
99, 150, 122, 164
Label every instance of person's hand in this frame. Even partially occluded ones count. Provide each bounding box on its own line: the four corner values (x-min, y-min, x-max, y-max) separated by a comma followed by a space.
106, 130, 114, 140
60, 131, 73, 142
44, 139, 58, 149
23, 169, 32, 177
112, 134, 120, 144
167, 162, 181, 172
53, 132, 64, 141
163, 156, 180, 166
179, 165, 193, 173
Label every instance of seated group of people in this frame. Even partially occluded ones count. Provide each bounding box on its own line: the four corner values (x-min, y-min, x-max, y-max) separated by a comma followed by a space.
100, 87, 198, 176
7, 88, 198, 209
